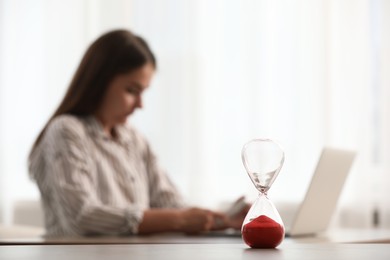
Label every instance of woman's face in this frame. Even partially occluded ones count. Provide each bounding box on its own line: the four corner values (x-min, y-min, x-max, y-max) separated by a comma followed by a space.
95, 63, 155, 129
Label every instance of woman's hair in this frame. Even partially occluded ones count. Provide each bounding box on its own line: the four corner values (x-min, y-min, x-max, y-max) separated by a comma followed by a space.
29, 29, 156, 155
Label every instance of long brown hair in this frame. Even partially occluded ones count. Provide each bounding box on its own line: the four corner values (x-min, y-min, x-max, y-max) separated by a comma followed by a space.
29, 29, 156, 157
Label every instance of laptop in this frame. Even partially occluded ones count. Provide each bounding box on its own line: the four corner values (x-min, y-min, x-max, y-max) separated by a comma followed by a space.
284, 147, 356, 237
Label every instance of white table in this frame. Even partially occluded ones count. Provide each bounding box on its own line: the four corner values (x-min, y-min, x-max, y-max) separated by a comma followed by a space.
1, 243, 390, 260
1, 226, 390, 260
1, 226, 390, 244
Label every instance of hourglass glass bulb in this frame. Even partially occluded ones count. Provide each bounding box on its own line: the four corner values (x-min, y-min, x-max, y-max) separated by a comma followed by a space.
241, 139, 284, 193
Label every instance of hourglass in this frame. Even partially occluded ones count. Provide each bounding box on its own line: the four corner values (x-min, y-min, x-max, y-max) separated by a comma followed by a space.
241, 138, 285, 248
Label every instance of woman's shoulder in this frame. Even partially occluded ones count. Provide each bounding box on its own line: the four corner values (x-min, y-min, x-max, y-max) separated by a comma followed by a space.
45, 114, 88, 140
29, 114, 89, 177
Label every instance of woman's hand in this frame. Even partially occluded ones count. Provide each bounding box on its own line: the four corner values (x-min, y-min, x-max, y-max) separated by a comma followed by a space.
205, 205, 251, 231
178, 201, 251, 233
178, 208, 216, 234
138, 205, 250, 235
224, 203, 251, 229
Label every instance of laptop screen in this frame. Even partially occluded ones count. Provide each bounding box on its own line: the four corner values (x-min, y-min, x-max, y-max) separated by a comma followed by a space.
286, 147, 356, 236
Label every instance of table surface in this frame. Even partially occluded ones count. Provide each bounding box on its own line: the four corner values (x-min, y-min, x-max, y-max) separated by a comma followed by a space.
1, 226, 390, 245
1, 227, 390, 260
1, 242, 390, 260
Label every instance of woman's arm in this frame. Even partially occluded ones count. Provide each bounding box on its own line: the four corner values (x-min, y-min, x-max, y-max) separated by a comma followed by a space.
139, 137, 246, 232
138, 207, 216, 234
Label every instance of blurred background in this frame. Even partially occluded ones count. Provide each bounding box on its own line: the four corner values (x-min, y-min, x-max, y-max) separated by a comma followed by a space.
0, 0, 389, 230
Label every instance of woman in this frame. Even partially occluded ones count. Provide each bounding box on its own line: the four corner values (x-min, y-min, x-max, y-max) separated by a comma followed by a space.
29, 29, 245, 236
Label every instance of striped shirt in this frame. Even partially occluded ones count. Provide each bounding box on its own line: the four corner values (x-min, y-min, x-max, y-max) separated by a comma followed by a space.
28, 114, 184, 236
